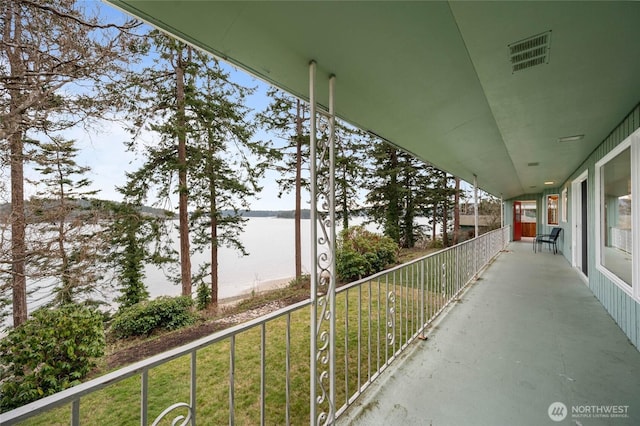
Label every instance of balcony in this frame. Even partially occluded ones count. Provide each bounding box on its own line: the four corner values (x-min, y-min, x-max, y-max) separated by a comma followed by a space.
3, 231, 639, 425
339, 241, 640, 425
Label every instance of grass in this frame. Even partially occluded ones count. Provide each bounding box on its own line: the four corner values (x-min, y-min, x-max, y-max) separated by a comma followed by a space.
18, 246, 470, 425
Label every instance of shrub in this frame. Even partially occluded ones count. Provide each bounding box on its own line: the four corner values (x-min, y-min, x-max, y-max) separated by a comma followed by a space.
196, 281, 211, 310
0, 305, 105, 412
110, 296, 195, 339
427, 238, 444, 249
288, 274, 310, 289
336, 226, 399, 282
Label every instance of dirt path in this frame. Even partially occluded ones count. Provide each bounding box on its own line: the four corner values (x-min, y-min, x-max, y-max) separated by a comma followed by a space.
105, 298, 298, 370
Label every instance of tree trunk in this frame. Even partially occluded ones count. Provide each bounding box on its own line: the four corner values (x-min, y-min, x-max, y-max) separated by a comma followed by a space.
442, 201, 449, 247
10, 130, 27, 326
5, 2, 27, 326
176, 49, 192, 296
385, 147, 400, 243
432, 206, 437, 241
209, 138, 219, 305
210, 209, 218, 305
402, 165, 414, 248
453, 177, 460, 245
56, 161, 71, 305
341, 170, 349, 230
294, 99, 302, 279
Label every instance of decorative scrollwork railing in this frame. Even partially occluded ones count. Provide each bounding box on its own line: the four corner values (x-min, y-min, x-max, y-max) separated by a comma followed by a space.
151, 402, 192, 426
0, 227, 509, 426
310, 63, 337, 426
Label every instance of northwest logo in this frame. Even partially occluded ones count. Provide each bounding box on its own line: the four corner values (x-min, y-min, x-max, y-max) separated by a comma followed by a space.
548, 402, 568, 422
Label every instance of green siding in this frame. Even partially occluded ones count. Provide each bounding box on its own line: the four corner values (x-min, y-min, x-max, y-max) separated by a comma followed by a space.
561, 103, 640, 350
505, 104, 640, 350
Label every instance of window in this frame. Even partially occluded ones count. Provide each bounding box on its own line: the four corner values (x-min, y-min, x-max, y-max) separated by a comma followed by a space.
546, 194, 559, 225
561, 188, 568, 222
599, 147, 631, 286
595, 128, 640, 300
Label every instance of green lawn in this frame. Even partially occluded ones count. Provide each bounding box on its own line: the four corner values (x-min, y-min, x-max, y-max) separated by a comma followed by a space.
21, 251, 471, 425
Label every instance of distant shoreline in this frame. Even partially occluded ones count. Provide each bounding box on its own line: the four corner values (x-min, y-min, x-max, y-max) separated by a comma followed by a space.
218, 276, 294, 306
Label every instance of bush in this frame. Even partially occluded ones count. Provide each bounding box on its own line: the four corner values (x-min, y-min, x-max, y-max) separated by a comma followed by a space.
336, 226, 399, 282
288, 274, 310, 289
427, 238, 444, 249
110, 296, 195, 339
196, 281, 211, 310
0, 305, 105, 412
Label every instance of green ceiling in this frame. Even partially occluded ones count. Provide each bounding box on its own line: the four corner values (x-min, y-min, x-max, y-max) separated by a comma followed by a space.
106, 0, 640, 199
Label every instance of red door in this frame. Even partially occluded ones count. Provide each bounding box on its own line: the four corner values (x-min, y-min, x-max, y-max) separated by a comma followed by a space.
513, 201, 522, 241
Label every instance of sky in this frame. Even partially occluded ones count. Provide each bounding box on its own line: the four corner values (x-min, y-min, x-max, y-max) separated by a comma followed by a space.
68, 72, 297, 212
18, 1, 488, 212
20, 1, 305, 212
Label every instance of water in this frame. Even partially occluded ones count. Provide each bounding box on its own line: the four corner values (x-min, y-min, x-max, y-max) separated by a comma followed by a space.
145, 217, 314, 300
4, 217, 312, 329
144, 216, 381, 300
7, 215, 424, 327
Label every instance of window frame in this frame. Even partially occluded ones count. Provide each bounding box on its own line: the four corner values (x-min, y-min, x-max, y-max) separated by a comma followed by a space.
594, 128, 640, 301
561, 188, 568, 223
546, 194, 559, 226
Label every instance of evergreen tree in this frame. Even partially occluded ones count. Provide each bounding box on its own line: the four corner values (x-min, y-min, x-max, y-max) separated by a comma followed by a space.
106, 193, 175, 310
366, 141, 403, 243
188, 71, 269, 305
124, 31, 268, 305
109, 201, 149, 309
453, 177, 461, 245
29, 138, 105, 306
365, 140, 427, 248
123, 32, 199, 297
364, 139, 464, 249
257, 89, 308, 279
334, 124, 368, 230
419, 166, 457, 246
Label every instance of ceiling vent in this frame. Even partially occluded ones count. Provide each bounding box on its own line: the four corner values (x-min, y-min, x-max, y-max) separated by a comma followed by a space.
509, 31, 551, 73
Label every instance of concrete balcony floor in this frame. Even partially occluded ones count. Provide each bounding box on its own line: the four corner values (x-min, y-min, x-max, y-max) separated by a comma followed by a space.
339, 241, 640, 425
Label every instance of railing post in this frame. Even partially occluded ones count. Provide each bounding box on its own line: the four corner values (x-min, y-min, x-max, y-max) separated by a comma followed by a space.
190, 352, 196, 426
309, 60, 318, 426
419, 260, 425, 339
71, 400, 79, 426
309, 61, 337, 426
473, 174, 479, 239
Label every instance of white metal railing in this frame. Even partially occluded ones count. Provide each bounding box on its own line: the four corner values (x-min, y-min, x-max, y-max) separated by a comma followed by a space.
333, 225, 509, 417
0, 226, 509, 425
611, 227, 632, 254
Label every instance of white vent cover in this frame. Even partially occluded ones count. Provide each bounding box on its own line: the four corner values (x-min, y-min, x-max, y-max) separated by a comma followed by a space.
508, 31, 551, 73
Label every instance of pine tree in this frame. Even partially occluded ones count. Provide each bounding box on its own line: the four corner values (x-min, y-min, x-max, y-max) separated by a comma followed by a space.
124, 31, 269, 305
29, 138, 105, 306
366, 141, 403, 243
419, 166, 457, 247
453, 177, 461, 245
334, 124, 368, 230
105, 192, 175, 310
188, 70, 269, 305
122, 32, 198, 297
257, 89, 308, 279
366, 139, 428, 248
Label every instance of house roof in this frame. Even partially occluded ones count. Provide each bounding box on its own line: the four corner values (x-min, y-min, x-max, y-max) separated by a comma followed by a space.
106, 1, 640, 199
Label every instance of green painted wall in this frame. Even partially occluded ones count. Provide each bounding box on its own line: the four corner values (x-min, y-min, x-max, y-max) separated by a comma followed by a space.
506, 104, 640, 349
561, 104, 639, 349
